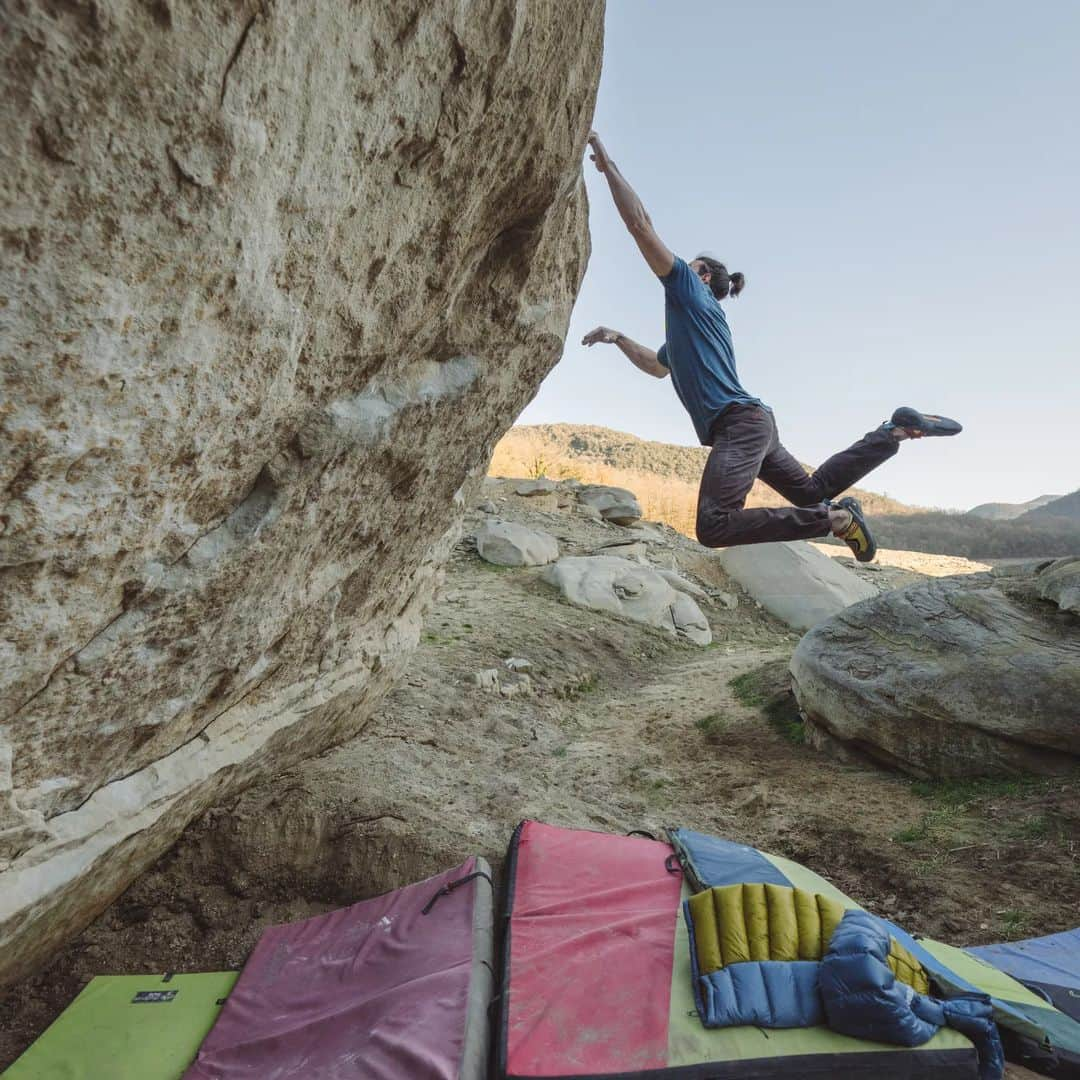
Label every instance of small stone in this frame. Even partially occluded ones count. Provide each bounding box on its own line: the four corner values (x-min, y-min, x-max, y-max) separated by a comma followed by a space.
732, 784, 768, 815
473, 669, 501, 692
476, 500, 496, 513
504, 657, 532, 673
499, 673, 533, 699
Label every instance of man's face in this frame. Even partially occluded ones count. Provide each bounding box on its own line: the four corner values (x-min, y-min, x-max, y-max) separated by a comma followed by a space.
689, 258, 711, 284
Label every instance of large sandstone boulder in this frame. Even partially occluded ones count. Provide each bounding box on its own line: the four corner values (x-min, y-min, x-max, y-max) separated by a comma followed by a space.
790, 560, 1080, 777
0, 1, 603, 988
541, 556, 712, 645
717, 541, 877, 630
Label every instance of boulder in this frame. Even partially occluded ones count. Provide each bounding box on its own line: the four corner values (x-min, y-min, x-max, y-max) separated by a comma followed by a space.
0, 1, 602, 987
515, 479, 557, 497
790, 564, 1080, 778
1037, 557, 1080, 615
655, 568, 708, 599
717, 541, 877, 630
576, 485, 642, 525
541, 556, 711, 645
475, 521, 559, 567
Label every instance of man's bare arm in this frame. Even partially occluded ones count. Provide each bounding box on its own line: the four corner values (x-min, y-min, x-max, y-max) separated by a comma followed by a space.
587, 131, 675, 278
582, 326, 669, 379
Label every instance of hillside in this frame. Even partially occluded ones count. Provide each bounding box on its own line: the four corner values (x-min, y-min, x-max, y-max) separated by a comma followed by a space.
820, 510, 1080, 559
491, 424, 918, 537
968, 495, 1063, 521
494, 425, 1080, 559
1024, 489, 1080, 523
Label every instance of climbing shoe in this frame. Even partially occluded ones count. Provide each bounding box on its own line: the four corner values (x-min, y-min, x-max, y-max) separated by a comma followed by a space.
890, 407, 963, 438
833, 496, 877, 563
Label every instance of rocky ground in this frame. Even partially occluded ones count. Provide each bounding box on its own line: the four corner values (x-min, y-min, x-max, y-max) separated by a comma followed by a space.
2, 479, 1077, 1069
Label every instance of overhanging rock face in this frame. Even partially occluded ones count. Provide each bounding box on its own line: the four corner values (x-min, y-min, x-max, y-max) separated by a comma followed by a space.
0, 0, 603, 987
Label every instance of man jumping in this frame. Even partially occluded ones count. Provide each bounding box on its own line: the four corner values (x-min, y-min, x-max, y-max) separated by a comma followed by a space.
581, 131, 961, 562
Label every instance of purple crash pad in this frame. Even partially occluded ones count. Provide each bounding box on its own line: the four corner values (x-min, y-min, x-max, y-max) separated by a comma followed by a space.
185, 857, 492, 1079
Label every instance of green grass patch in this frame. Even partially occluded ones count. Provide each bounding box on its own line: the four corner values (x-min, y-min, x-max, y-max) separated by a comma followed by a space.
910, 775, 1045, 808
556, 672, 600, 700
997, 909, 1032, 940
728, 661, 805, 743
695, 712, 727, 735
765, 697, 805, 744
729, 669, 772, 708
890, 806, 968, 848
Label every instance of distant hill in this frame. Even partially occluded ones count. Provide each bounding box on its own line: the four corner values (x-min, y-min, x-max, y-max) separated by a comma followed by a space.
968, 494, 1063, 521
1023, 489, 1080, 523
492, 424, 1080, 559
830, 510, 1080, 560
491, 424, 918, 538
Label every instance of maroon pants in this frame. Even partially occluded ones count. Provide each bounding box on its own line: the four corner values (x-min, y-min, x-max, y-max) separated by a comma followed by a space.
695, 404, 899, 548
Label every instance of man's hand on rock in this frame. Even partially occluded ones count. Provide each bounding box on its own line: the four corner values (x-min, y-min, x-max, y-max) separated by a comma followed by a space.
582, 326, 621, 347
587, 130, 612, 173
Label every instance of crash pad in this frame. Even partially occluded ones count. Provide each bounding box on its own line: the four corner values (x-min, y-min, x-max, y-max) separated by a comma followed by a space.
185, 856, 493, 1080
3, 971, 237, 1080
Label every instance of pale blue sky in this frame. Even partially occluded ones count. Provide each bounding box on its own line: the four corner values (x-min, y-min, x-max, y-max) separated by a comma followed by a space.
520, 1, 1079, 510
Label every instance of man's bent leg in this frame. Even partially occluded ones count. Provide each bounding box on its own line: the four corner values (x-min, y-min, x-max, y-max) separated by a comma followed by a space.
696, 503, 833, 548
758, 441, 827, 507
696, 406, 834, 547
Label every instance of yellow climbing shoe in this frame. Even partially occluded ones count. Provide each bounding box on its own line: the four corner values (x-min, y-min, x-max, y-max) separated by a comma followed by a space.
835, 496, 877, 563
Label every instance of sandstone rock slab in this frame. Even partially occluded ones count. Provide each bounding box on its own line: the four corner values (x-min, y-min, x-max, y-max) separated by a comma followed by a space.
790, 565, 1080, 778
717, 541, 877, 630
0, 0, 602, 988
541, 556, 711, 645
475, 521, 559, 567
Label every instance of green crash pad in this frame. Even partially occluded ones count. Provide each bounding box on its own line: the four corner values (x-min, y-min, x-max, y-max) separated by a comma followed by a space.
3, 972, 237, 1080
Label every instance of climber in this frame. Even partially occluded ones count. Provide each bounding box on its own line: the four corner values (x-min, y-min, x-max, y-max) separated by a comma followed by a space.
581, 131, 961, 562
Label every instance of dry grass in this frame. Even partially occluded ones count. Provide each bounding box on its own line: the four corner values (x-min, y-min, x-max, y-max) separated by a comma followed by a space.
490, 423, 919, 538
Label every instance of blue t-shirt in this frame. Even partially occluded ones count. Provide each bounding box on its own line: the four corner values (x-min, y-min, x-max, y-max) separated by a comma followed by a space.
656, 257, 762, 445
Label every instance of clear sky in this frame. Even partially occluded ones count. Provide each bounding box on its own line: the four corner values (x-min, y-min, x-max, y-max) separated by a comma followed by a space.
519, 1, 1080, 510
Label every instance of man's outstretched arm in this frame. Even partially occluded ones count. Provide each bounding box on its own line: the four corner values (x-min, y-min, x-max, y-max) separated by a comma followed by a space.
587, 131, 674, 278
582, 326, 669, 379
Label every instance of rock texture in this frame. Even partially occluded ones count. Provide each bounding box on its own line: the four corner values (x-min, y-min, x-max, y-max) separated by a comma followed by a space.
475, 520, 558, 567
576, 484, 642, 525
717, 542, 877, 631
0, 0, 603, 988
542, 556, 712, 645
790, 561, 1080, 778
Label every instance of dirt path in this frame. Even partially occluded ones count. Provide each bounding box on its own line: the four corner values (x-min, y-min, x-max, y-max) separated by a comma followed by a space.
2, 484, 1077, 1068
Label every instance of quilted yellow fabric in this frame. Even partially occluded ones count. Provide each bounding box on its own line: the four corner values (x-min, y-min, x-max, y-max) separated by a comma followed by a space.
688, 883, 929, 994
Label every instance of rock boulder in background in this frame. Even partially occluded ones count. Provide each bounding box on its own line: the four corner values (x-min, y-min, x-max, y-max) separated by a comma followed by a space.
717, 541, 877, 630
576, 484, 642, 525
542, 556, 712, 645
475, 521, 559, 567
790, 561, 1080, 777
0, 0, 603, 988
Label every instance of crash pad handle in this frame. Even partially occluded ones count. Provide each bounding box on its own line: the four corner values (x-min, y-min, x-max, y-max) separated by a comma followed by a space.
421, 870, 494, 915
